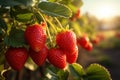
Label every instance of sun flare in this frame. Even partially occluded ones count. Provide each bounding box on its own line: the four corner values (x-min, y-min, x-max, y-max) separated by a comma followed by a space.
93, 4, 116, 20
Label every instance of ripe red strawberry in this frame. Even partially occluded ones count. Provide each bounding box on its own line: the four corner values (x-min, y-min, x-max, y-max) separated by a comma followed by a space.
66, 46, 78, 64
56, 30, 77, 53
25, 24, 46, 52
5, 48, 28, 71
77, 35, 89, 48
84, 42, 93, 51
47, 48, 66, 69
29, 46, 48, 66
92, 37, 100, 45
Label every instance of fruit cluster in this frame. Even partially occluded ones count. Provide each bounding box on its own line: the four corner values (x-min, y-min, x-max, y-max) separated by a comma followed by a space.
5, 23, 78, 70
48, 30, 78, 69
77, 35, 93, 51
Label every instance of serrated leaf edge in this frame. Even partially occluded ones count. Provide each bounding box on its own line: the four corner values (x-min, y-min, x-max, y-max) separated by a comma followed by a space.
86, 63, 112, 80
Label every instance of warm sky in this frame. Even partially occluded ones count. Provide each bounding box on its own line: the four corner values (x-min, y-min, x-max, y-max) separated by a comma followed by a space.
81, 0, 120, 20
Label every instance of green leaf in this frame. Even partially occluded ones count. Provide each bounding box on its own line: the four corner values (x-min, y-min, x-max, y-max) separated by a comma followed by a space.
4, 28, 26, 47
0, 0, 36, 6
45, 66, 59, 80
57, 70, 69, 80
16, 13, 33, 22
10, 7, 33, 22
85, 63, 112, 80
34, 13, 43, 23
38, 2, 72, 18
0, 0, 21, 6
15, 0, 37, 6
69, 63, 85, 77
45, 65, 69, 80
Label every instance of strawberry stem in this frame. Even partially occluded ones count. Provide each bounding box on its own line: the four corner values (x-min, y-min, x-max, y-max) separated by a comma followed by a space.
46, 26, 53, 46
54, 17, 65, 30
33, 7, 48, 26
46, 19, 57, 34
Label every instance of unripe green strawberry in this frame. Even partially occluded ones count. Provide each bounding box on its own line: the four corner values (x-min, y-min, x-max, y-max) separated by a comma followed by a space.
25, 24, 46, 52
66, 46, 78, 64
48, 48, 66, 69
29, 46, 48, 66
5, 48, 28, 71
56, 30, 77, 53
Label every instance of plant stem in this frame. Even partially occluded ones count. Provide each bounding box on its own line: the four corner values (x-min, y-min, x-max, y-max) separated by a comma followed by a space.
54, 17, 65, 30
33, 7, 54, 47
46, 19, 57, 34
46, 26, 53, 44
33, 7, 47, 26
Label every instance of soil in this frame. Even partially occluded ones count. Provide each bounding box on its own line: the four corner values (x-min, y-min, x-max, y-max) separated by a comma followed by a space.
77, 47, 120, 80
102, 48, 120, 80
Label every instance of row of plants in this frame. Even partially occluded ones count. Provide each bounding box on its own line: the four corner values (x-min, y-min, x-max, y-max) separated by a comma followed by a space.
0, 0, 112, 80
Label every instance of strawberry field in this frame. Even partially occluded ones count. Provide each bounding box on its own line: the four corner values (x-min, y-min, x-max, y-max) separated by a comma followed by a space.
1, 0, 119, 80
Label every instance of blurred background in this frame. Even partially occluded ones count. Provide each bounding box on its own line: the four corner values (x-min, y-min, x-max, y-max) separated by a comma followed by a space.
79, 0, 120, 80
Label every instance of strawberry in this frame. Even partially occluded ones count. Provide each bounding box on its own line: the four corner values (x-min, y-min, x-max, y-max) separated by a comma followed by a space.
56, 30, 77, 53
5, 48, 28, 71
75, 9, 81, 19
77, 35, 89, 48
47, 48, 66, 69
92, 37, 100, 45
25, 24, 46, 52
84, 42, 93, 51
29, 46, 48, 66
66, 46, 78, 64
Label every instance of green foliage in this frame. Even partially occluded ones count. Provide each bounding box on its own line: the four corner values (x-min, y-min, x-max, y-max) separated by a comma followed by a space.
38, 2, 72, 18
69, 63, 85, 79
68, 63, 111, 80
45, 63, 111, 80
68, 0, 83, 13
0, 18, 7, 34
85, 64, 111, 80
0, 0, 36, 6
10, 7, 33, 22
45, 65, 69, 80
57, 70, 69, 80
0, 0, 21, 6
4, 28, 26, 47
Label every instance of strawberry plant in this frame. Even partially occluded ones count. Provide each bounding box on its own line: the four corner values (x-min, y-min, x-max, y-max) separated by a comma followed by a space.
0, 0, 112, 80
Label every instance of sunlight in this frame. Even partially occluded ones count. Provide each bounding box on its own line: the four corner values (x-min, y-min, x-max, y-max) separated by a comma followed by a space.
93, 4, 116, 20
